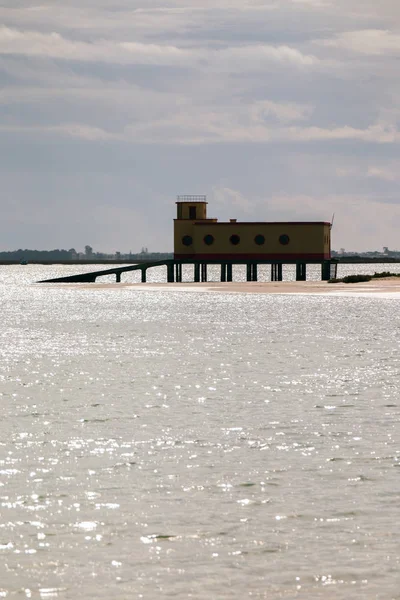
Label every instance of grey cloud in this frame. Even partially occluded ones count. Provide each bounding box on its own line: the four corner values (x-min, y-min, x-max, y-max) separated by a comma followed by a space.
1, 0, 400, 252
0, 25, 319, 72
318, 29, 400, 55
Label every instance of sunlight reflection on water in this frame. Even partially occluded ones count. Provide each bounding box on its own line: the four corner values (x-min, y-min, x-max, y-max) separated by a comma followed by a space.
0, 265, 399, 599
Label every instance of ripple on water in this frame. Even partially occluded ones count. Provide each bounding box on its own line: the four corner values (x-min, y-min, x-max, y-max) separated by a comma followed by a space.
0, 271, 399, 598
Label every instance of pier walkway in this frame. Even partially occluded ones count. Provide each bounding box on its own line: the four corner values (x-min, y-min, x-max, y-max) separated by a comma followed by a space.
38, 259, 337, 283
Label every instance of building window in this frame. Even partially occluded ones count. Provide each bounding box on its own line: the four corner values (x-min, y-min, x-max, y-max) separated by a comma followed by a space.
203, 234, 214, 245
189, 206, 197, 219
254, 234, 265, 245
182, 235, 193, 246
230, 234, 240, 245
279, 234, 290, 245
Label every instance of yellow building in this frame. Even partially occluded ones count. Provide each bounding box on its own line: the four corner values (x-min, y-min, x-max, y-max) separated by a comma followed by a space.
174, 196, 331, 261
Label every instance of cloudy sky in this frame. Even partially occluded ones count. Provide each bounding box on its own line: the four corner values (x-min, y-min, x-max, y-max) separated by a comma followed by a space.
1, 0, 400, 252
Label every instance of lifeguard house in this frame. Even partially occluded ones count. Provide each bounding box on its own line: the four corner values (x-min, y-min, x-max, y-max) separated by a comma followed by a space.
174, 195, 331, 262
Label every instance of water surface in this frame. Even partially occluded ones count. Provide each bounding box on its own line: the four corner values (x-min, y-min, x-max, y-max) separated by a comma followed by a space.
0, 266, 399, 599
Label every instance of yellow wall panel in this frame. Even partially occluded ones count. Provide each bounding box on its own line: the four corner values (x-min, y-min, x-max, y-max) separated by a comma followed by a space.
173, 201, 331, 260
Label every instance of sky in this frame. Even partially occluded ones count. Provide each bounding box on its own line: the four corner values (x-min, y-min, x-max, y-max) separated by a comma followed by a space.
1, 0, 400, 252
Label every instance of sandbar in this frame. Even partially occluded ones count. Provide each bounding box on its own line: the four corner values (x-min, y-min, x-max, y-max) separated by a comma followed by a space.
46, 277, 400, 296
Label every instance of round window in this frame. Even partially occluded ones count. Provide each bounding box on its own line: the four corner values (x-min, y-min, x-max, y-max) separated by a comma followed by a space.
279, 234, 290, 245
204, 234, 214, 245
182, 235, 193, 247
230, 234, 240, 245
254, 234, 265, 246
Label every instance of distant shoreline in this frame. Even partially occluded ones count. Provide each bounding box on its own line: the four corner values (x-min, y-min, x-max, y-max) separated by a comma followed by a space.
0, 259, 152, 265
2, 257, 400, 265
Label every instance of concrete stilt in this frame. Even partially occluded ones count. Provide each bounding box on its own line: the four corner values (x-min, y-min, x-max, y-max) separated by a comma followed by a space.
167, 263, 174, 282
246, 263, 252, 281
321, 261, 331, 281
252, 263, 258, 282
271, 264, 276, 281
296, 263, 306, 281
175, 263, 182, 282
194, 263, 200, 282
220, 263, 226, 282
271, 264, 283, 281
116, 272, 121, 283
141, 268, 147, 283
201, 263, 207, 282
227, 264, 233, 282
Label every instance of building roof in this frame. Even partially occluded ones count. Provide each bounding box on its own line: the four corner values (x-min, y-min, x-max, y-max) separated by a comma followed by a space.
176, 195, 207, 203
192, 221, 331, 226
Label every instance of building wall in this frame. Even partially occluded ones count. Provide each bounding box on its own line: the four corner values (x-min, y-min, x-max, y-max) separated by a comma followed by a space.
176, 202, 208, 220
174, 220, 331, 260
174, 219, 195, 257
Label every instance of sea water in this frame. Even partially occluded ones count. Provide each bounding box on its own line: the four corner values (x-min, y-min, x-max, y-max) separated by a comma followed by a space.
0, 265, 399, 599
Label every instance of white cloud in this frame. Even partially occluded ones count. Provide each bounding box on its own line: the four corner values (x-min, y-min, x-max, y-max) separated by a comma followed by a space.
335, 166, 360, 178
0, 123, 113, 141
367, 166, 400, 181
211, 187, 254, 214
336, 163, 400, 182
290, 0, 330, 6
0, 4, 279, 37
0, 25, 319, 71
119, 115, 400, 145
281, 123, 400, 143
213, 44, 318, 69
2, 111, 400, 146
318, 29, 400, 55
0, 26, 195, 66
251, 100, 314, 123
263, 193, 333, 221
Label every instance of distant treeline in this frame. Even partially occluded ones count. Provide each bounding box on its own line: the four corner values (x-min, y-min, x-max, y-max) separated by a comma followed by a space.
2, 249, 399, 263
0, 249, 73, 260
336, 256, 400, 263
0, 249, 173, 261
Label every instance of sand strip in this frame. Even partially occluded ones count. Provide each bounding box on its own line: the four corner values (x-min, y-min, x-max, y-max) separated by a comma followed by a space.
40, 278, 400, 296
